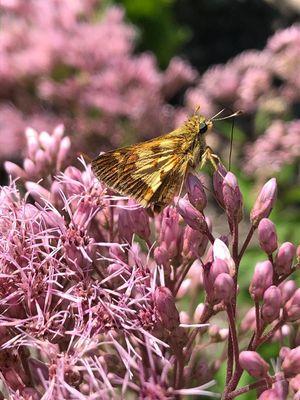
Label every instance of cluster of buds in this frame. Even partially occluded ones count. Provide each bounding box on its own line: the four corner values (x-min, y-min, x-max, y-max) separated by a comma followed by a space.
0, 125, 299, 399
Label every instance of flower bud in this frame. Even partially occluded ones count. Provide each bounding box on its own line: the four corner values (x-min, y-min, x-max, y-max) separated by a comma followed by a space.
57, 136, 71, 170
159, 206, 181, 259
194, 303, 205, 322
213, 163, 227, 207
290, 374, 300, 393
4, 161, 26, 179
177, 198, 208, 232
275, 242, 296, 276
239, 351, 269, 378
209, 258, 230, 282
182, 226, 208, 259
258, 389, 280, 400
261, 285, 281, 323
249, 261, 273, 301
118, 208, 134, 243
284, 288, 300, 322
222, 172, 243, 221
186, 173, 207, 211
154, 287, 180, 331
214, 273, 234, 303
279, 347, 291, 361
250, 178, 277, 227
279, 280, 296, 305
213, 238, 235, 276
128, 203, 151, 241
154, 246, 170, 267
258, 218, 278, 255
240, 307, 256, 332
282, 346, 300, 377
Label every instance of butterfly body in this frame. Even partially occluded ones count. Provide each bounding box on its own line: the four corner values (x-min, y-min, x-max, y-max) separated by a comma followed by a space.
92, 114, 213, 212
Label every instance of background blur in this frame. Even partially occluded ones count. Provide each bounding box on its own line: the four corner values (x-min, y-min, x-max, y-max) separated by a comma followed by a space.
0, 1, 299, 396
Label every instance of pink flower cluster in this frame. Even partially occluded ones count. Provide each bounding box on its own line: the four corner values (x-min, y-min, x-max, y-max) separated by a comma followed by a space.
1, 126, 299, 399
0, 0, 196, 161
185, 24, 300, 175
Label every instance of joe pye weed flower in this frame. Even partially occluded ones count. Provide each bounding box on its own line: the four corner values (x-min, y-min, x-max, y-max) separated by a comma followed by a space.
0, 125, 299, 399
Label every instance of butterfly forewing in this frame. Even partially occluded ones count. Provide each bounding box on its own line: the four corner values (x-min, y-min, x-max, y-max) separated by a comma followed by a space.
92, 117, 203, 210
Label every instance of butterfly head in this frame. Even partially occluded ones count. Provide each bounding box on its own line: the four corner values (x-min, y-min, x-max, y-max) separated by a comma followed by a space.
198, 116, 213, 135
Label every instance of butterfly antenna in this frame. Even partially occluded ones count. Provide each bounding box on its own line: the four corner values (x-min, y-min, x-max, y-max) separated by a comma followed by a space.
228, 116, 235, 171
211, 110, 242, 122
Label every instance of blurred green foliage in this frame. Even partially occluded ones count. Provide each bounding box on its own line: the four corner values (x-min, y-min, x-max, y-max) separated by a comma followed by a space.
114, 0, 188, 68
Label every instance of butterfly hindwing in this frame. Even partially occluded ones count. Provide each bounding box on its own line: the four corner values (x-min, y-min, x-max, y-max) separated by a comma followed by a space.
91, 132, 193, 208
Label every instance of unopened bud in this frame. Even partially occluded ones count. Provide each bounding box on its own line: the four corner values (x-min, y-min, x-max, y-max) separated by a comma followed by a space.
214, 273, 234, 303
194, 303, 205, 322
284, 288, 300, 322
177, 198, 208, 232
240, 307, 256, 332
258, 218, 278, 255
249, 261, 273, 301
222, 172, 243, 221
239, 351, 269, 378
282, 346, 300, 377
258, 389, 280, 399
279, 280, 296, 305
210, 258, 230, 282
128, 202, 151, 241
213, 238, 235, 276
250, 178, 277, 227
186, 173, 207, 211
182, 226, 208, 259
290, 374, 300, 393
261, 285, 281, 323
154, 287, 180, 330
213, 163, 227, 207
279, 346, 291, 361
154, 246, 170, 267
275, 242, 296, 276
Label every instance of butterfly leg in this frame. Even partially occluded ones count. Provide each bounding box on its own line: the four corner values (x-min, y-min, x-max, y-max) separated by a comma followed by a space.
200, 146, 221, 171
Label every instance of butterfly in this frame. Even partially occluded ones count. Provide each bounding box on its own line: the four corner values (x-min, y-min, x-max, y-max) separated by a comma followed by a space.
92, 108, 240, 213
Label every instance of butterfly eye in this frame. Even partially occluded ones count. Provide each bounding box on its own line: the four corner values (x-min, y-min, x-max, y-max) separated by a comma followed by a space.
199, 123, 208, 134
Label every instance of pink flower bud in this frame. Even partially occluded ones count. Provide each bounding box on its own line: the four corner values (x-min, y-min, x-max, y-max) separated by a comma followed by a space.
194, 303, 205, 322
240, 307, 256, 332
118, 209, 134, 243
128, 203, 151, 241
290, 374, 300, 393
258, 218, 278, 255
261, 285, 281, 323
213, 238, 235, 276
4, 161, 26, 179
159, 206, 181, 259
250, 178, 277, 227
214, 273, 234, 303
282, 346, 300, 377
154, 286, 180, 330
259, 389, 280, 400
249, 261, 273, 301
209, 258, 230, 282
213, 163, 227, 207
57, 136, 71, 170
239, 351, 269, 378
177, 198, 208, 232
279, 280, 297, 305
279, 347, 291, 361
154, 246, 170, 267
186, 173, 207, 211
24, 158, 36, 177
222, 172, 243, 221
275, 242, 296, 276
284, 288, 300, 322
182, 226, 208, 259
